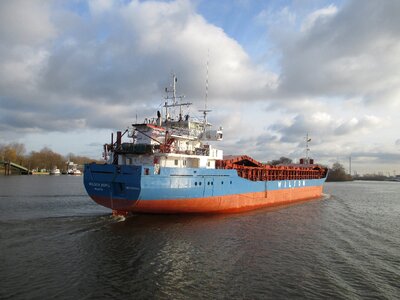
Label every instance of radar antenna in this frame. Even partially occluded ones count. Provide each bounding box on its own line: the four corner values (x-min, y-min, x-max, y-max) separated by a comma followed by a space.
164, 74, 192, 121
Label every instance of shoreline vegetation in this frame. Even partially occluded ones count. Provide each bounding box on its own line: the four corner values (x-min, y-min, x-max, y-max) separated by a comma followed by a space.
1, 143, 397, 181
326, 162, 353, 182
0, 142, 102, 175
325, 162, 399, 182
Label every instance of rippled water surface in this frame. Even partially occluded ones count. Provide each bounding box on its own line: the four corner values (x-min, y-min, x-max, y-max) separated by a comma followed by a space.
1, 176, 399, 299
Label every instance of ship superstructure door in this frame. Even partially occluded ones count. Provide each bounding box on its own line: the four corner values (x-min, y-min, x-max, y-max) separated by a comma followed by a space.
264, 180, 268, 198
203, 176, 214, 197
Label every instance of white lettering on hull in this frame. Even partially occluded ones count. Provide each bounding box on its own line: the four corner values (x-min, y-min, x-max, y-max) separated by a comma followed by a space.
277, 180, 307, 189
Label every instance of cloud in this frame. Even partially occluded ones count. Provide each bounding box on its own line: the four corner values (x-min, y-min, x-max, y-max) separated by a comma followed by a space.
269, 112, 332, 144
0, 0, 55, 92
88, 0, 115, 15
350, 151, 400, 165
334, 115, 382, 136
0, 0, 399, 174
269, 112, 382, 143
274, 1, 400, 105
0, 0, 55, 46
301, 4, 338, 32
222, 131, 288, 162
0, 0, 277, 137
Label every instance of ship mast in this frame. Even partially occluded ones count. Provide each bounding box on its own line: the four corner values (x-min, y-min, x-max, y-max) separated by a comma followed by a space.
305, 133, 311, 164
199, 51, 212, 136
164, 74, 191, 122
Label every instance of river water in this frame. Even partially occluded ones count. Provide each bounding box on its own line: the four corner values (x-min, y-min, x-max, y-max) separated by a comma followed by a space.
0, 176, 399, 299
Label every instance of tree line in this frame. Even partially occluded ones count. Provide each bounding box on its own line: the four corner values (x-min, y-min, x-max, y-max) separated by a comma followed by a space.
326, 162, 353, 181
0, 143, 355, 180
0, 142, 102, 171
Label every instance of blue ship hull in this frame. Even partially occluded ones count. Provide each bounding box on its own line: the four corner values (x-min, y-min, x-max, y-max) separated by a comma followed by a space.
84, 163, 327, 214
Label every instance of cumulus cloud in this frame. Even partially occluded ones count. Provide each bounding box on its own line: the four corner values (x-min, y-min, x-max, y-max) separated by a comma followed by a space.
0, 0, 276, 137
350, 152, 400, 165
274, 1, 400, 106
334, 115, 382, 135
269, 112, 382, 144
0, 0, 55, 46
0, 0, 399, 173
88, 0, 115, 15
301, 4, 338, 32
0, 0, 54, 91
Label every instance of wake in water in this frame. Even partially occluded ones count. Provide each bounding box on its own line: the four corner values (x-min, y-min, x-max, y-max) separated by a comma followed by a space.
322, 193, 331, 200
111, 214, 127, 222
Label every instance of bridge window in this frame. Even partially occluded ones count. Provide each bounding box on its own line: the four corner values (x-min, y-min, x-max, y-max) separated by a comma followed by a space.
174, 159, 178, 166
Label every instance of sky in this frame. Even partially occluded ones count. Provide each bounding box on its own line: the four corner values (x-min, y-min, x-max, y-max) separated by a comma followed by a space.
1, 0, 399, 175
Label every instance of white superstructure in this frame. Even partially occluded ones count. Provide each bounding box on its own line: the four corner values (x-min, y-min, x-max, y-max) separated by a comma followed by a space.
105, 75, 223, 170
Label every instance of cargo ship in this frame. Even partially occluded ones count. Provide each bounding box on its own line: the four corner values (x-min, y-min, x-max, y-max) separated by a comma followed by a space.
83, 75, 328, 215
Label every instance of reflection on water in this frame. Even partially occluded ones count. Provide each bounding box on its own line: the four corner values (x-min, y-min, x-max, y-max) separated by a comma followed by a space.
1, 177, 399, 299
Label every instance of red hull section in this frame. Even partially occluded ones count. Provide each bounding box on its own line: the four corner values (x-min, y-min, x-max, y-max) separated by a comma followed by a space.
92, 185, 323, 214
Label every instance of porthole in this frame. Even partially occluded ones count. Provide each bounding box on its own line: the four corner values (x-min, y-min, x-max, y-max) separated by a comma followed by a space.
195, 182, 197, 186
